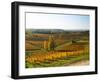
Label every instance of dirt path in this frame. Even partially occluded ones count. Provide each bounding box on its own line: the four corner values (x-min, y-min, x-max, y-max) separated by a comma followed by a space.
67, 60, 89, 66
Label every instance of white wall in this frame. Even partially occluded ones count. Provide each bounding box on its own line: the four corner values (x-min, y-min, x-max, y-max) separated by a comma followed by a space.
0, 0, 99, 81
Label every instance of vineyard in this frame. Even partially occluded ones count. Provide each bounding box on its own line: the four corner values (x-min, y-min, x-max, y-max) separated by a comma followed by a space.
25, 29, 89, 68
27, 51, 87, 62
25, 42, 89, 68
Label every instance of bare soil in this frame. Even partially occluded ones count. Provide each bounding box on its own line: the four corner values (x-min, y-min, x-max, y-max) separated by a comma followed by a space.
68, 60, 89, 66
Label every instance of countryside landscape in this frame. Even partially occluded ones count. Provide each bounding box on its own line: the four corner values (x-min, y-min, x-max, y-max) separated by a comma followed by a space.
25, 29, 89, 68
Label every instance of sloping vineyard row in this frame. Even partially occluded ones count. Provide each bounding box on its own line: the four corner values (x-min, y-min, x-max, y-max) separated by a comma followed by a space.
26, 49, 89, 64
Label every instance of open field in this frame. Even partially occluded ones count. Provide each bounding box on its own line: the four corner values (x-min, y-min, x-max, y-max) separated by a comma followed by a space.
25, 29, 89, 68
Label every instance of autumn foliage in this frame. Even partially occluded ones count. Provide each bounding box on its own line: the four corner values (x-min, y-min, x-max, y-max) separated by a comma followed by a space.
26, 48, 89, 64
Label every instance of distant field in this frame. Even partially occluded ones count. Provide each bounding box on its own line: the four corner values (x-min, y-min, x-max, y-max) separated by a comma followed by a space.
25, 29, 89, 68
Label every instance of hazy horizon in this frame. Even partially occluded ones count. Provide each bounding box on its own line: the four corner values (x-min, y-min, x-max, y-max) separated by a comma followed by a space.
26, 28, 89, 31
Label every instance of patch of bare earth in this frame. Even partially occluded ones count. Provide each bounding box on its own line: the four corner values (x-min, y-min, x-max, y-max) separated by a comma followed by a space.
67, 60, 89, 66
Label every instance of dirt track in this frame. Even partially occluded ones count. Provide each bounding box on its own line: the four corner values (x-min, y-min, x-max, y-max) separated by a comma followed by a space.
68, 60, 89, 66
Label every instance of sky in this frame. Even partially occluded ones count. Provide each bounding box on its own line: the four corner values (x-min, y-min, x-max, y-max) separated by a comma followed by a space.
26, 12, 90, 30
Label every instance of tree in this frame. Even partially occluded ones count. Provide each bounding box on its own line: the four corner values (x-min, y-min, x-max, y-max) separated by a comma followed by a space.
72, 40, 77, 44
48, 35, 55, 51
43, 40, 48, 50
43, 32, 55, 51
